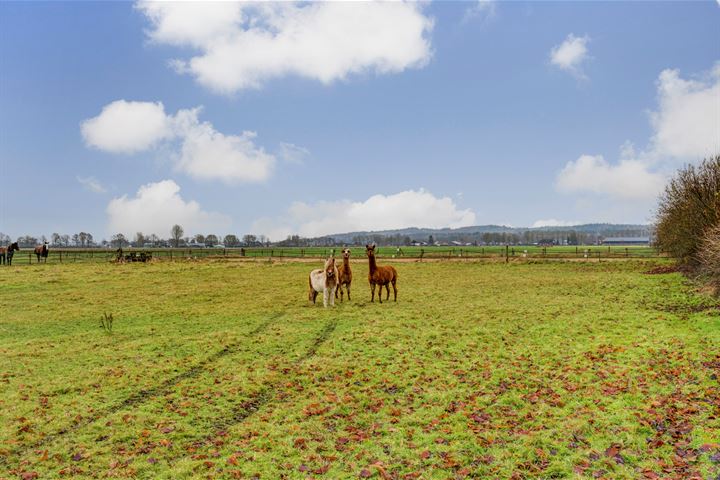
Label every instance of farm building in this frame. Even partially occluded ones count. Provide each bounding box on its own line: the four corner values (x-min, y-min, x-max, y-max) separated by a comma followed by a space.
601, 237, 650, 245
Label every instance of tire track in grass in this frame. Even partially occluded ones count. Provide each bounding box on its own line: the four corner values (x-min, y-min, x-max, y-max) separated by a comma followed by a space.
3, 312, 283, 467
172, 317, 339, 461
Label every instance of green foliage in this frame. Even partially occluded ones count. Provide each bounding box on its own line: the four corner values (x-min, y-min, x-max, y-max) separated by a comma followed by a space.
0, 261, 718, 479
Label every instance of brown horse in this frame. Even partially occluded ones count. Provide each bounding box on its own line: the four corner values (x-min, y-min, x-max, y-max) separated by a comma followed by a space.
34, 242, 49, 263
0, 242, 19, 265
336, 248, 352, 302
366, 244, 397, 303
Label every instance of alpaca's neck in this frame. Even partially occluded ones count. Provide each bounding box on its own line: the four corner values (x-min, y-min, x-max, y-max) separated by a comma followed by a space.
343, 257, 351, 269
368, 254, 377, 273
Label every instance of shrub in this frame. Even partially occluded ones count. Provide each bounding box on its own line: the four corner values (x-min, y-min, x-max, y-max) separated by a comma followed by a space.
697, 224, 720, 289
655, 155, 720, 263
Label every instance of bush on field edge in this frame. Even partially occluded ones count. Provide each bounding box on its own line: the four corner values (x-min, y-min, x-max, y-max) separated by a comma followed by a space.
655, 154, 720, 294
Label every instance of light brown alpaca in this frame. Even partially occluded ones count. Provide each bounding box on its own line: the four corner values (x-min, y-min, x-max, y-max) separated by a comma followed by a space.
308, 257, 339, 307
335, 248, 352, 301
366, 244, 397, 303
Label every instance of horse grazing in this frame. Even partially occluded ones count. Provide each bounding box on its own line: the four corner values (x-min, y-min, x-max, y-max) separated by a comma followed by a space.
335, 248, 353, 302
308, 257, 339, 307
34, 242, 49, 263
0, 242, 19, 265
366, 244, 397, 303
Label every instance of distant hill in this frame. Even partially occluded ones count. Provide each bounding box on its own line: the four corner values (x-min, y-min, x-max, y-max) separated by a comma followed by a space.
321, 223, 651, 244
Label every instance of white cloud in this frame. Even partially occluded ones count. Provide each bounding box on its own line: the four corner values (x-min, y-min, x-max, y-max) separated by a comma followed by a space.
82, 101, 275, 183
107, 180, 230, 236
278, 142, 310, 164
532, 219, 582, 228
251, 189, 476, 241
554, 63, 720, 202
556, 154, 666, 200
136, 1, 434, 94
649, 64, 720, 160
77, 176, 107, 193
81, 100, 173, 154
550, 33, 590, 78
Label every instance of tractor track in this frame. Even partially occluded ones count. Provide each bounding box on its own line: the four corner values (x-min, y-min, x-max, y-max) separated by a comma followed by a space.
171, 317, 339, 462
1, 312, 283, 468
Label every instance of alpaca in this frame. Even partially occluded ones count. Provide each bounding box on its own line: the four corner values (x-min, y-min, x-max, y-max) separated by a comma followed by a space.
335, 248, 352, 302
366, 244, 397, 303
308, 257, 339, 307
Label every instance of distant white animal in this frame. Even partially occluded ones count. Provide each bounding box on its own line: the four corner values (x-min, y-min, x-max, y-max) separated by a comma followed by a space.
308, 257, 339, 307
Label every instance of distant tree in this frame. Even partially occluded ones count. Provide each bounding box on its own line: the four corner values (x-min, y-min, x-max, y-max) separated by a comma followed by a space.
243, 234, 257, 246
428, 235, 434, 245
194, 234, 205, 244
60, 234, 70, 246
17, 235, 39, 247
0, 232, 10, 246
148, 234, 160, 246
171, 224, 184, 248
111, 233, 128, 248
51, 232, 61, 246
205, 234, 218, 247
223, 234, 239, 247
134, 232, 145, 247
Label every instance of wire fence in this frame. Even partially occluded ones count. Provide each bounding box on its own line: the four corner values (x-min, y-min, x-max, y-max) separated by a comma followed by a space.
1, 245, 667, 266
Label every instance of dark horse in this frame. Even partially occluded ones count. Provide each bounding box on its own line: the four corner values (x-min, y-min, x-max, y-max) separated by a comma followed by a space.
0, 242, 19, 265
34, 242, 49, 263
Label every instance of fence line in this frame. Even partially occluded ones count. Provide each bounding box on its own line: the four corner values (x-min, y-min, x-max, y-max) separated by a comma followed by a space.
3, 245, 667, 266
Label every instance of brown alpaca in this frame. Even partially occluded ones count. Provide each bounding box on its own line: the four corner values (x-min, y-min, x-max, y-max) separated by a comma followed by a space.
366, 244, 397, 303
335, 248, 352, 301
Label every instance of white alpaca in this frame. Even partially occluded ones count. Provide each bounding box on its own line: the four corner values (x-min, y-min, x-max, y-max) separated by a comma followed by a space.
308, 257, 339, 307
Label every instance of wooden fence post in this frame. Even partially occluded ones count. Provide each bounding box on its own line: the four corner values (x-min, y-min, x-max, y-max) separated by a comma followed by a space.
505, 245, 509, 263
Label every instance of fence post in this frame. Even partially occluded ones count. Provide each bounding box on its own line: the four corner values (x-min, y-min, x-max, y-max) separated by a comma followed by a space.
29, 252, 31, 264
505, 245, 509, 263
59, 251, 62, 263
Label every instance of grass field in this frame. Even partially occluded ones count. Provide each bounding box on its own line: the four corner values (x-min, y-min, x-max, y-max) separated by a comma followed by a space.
1, 259, 718, 479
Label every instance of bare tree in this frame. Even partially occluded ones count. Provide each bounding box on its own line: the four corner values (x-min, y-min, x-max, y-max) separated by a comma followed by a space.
171, 224, 184, 248
655, 155, 720, 262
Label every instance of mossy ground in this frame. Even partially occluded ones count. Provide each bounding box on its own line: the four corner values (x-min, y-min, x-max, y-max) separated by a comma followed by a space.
1, 259, 718, 479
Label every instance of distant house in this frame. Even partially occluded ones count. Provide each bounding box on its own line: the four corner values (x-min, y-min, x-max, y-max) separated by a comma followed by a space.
601, 237, 650, 245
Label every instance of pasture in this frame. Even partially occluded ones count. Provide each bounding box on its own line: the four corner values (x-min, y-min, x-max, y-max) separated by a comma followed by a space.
1, 259, 718, 479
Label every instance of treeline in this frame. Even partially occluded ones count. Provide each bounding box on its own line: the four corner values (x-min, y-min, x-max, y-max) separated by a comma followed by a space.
0, 227, 272, 249
277, 228, 649, 247
655, 154, 720, 292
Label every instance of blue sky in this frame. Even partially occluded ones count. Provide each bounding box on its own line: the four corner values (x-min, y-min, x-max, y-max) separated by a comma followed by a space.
1, 1, 718, 241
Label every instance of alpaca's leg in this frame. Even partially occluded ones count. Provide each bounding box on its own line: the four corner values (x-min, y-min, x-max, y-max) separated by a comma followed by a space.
385, 284, 390, 300
370, 283, 375, 302
392, 279, 397, 301
323, 289, 329, 308
330, 287, 336, 306
347, 283, 351, 301
339, 284, 344, 302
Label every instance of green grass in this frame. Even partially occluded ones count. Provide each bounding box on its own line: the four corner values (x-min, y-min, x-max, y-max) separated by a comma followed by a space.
1, 259, 718, 479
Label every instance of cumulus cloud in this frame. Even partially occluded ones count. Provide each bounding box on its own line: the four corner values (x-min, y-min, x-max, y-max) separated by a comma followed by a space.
532, 219, 582, 228
556, 154, 666, 200
649, 65, 720, 160
82, 101, 275, 183
77, 176, 107, 193
550, 33, 590, 79
136, 1, 434, 94
252, 189, 477, 241
107, 180, 230, 236
554, 63, 719, 201
81, 100, 173, 154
